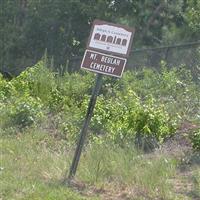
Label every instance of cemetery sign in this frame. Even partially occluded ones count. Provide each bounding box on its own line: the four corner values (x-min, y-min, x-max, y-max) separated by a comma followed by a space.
87, 20, 135, 57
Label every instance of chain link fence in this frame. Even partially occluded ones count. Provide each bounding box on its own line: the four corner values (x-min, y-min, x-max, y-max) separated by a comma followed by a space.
1, 41, 199, 80
68, 41, 200, 80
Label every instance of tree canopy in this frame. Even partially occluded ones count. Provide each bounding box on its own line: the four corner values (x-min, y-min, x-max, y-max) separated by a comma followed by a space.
0, 0, 199, 74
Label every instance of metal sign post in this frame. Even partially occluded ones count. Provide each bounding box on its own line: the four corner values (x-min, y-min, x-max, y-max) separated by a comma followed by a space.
64, 19, 134, 184
66, 73, 103, 181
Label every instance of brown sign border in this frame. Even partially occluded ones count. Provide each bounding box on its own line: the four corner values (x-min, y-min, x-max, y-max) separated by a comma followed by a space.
86, 19, 135, 58
81, 49, 127, 78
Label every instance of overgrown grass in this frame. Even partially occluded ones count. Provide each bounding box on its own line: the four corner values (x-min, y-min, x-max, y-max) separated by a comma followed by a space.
79, 142, 179, 199
1, 129, 195, 200
0, 130, 93, 200
192, 168, 200, 198
0, 61, 199, 199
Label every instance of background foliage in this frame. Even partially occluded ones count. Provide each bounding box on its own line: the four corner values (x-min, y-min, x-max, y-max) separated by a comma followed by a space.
0, 0, 199, 74
0, 59, 199, 150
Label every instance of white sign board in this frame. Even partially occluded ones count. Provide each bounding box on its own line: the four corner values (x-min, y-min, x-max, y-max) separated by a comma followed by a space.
87, 20, 135, 57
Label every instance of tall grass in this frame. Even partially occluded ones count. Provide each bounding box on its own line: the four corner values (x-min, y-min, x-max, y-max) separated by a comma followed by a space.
0, 130, 91, 200
0, 129, 183, 200
192, 168, 200, 198
78, 142, 178, 199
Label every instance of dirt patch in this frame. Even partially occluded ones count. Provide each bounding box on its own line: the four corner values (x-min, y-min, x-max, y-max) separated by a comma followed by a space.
169, 164, 200, 200
161, 121, 200, 200
158, 121, 199, 157
67, 179, 168, 200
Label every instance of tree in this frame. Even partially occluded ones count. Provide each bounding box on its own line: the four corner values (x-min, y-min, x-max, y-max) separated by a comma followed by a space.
185, 0, 200, 33
0, 0, 199, 74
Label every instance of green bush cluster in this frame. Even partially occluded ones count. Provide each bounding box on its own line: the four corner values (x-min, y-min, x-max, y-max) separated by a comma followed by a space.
89, 92, 176, 150
0, 62, 48, 129
190, 129, 200, 151
0, 59, 199, 150
118, 64, 200, 120
10, 95, 44, 128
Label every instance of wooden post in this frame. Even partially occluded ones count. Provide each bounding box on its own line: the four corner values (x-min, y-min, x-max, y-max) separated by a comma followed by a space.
65, 73, 103, 182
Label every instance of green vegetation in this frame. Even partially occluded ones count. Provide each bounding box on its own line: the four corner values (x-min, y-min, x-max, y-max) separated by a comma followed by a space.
193, 168, 200, 197
0, 130, 186, 200
0, 60, 199, 199
0, 131, 95, 200
1, 0, 199, 73
0, 1, 199, 199
1, 129, 199, 200
0, 59, 199, 148
190, 129, 200, 151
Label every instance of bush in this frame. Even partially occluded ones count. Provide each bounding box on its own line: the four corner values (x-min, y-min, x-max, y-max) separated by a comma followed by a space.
116, 65, 200, 121
11, 60, 56, 103
190, 129, 200, 151
0, 61, 199, 151
10, 95, 44, 128
89, 91, 176, 150
46, 71, 94, 112
0, 74, 16, 100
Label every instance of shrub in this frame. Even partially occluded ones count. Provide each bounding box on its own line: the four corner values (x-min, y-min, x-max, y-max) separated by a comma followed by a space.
10, 95, 44, 128
48, 89, 68, 112
0, 61, 199, 151
47, 72, 94, 112
57, 105, 85, 142
116, 65, 200, 121
57, 72, 94, 103
11, 60, 56, 103
90, 91, 177, 150
0, 74, 16, 100
190, 129, 200, 151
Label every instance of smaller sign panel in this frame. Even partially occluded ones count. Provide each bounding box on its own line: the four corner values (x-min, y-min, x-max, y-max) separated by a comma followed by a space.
87, 20, 135, 57
81, 50, 127, 78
